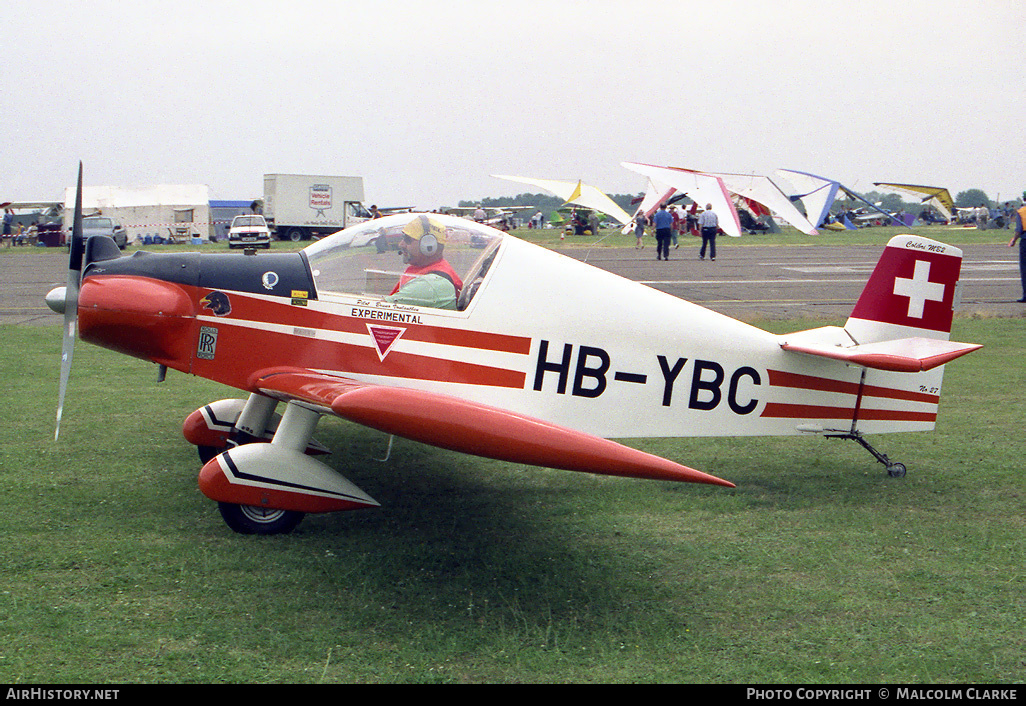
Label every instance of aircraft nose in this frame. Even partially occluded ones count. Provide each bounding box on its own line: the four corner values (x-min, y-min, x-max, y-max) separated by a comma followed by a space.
78, 275, 195, 366
45, 286, 68, 314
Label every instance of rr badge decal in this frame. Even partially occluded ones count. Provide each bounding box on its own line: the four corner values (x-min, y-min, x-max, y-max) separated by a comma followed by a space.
197, 326, 218, 360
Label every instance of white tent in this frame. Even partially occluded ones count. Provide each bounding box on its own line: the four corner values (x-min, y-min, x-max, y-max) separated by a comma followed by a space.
63, 184, 211, 242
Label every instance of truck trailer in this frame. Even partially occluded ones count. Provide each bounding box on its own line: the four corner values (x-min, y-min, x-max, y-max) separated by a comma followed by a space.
263, 174, 372, 241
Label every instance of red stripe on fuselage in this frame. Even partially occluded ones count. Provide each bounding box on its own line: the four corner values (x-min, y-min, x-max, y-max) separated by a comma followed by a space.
761, 403, 937, 423
189, 286, 528, 391
767, 370, 939, 404
213, 289, 531, 355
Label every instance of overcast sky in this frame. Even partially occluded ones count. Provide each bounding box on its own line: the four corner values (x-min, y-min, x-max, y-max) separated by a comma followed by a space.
3, 0, 1024, 209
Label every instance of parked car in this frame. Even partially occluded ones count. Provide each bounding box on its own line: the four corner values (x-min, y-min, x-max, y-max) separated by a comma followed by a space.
228, 214, 271, 249
82, 216, 128, 249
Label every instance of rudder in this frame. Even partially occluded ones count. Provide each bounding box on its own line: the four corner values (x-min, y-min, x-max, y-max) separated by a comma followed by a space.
846, 235, 963, 345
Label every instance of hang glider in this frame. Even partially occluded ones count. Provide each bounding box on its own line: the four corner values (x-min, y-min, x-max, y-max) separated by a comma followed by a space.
774, 169, 840, 228
634, 177, 678, 219
492, 175, 632, 225
873, 183, 954, 221
622, 162, 742, 237
777, 169, 900, 227
700, 171, 818, 235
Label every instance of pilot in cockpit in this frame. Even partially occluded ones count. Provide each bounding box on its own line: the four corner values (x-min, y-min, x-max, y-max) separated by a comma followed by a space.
385, 215, 464, 310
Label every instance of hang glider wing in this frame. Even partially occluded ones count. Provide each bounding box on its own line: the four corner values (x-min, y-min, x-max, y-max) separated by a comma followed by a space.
873, 183, 954, 221
249, 367, 734, 487
492, 175, 632, 225
703, 171, 819, 235
622, 162, 742, 237
777, 170, 900, 227
774, 169, 840, 227
617, 177, 678, 234
838, 185, 901, 225
637, 177, 677, 218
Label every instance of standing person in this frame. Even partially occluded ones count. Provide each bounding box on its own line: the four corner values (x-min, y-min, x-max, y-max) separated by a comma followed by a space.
1010, 194, 1026, 303
633, 212, 647, 249
652, 203, 673, 260
698, 204, 719, 261
2, 208, 12, 247
670, 205, 681, 249
686, 203, 699, 237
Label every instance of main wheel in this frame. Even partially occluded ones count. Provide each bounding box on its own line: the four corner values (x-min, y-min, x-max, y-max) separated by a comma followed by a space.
198, 445, 223, 464
217, 502, 305, 535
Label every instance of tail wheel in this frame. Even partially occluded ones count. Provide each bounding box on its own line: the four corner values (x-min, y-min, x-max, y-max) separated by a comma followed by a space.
217, 502, 305, 535
887, 463, 907, 478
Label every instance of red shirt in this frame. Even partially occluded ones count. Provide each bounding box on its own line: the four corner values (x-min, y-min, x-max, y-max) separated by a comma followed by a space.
391, 259, 464, 295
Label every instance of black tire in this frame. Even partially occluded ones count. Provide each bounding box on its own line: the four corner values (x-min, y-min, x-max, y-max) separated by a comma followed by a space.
217, 502, 305, 535
288, 229, 303, 242
198, 445, 222, 464
887, 463, 907, 478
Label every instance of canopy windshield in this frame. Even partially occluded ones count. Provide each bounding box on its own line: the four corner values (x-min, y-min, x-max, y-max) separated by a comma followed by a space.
304, 212, 505, 311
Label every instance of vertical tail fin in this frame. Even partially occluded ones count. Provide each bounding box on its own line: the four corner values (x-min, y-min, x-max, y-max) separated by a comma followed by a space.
846, 235, 963, 345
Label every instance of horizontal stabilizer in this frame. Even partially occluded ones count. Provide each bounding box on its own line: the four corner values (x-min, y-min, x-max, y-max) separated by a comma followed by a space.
781, 336, 982, 373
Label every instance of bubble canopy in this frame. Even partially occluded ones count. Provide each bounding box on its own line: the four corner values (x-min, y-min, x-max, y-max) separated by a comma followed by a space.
303, 212, 505, 311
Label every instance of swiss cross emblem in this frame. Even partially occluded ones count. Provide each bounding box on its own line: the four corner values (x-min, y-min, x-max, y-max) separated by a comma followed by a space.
367, 324, 405, 361
893, 260, 945, 319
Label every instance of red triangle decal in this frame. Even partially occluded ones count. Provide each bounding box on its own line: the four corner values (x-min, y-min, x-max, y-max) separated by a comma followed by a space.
367, 324, 406, 361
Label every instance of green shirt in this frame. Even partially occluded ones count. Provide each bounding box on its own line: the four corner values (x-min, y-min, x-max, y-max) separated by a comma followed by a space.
385, 273, 458, 310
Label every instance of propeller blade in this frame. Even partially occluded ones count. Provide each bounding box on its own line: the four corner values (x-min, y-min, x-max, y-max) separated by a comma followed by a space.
55, 162, 84, 440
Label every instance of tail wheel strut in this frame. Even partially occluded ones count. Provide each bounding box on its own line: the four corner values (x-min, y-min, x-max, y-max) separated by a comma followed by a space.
827, 368, 907, 478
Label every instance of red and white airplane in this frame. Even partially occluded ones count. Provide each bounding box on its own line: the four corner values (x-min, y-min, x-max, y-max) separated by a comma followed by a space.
48, 165, 982, 534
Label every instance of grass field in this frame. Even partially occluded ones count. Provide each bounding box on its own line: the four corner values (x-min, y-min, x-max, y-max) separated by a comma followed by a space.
0, 315, 1022, 684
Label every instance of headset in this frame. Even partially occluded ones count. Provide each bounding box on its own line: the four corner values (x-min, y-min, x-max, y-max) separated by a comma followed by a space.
415, 215, 439, 256
419, 231, 438, 256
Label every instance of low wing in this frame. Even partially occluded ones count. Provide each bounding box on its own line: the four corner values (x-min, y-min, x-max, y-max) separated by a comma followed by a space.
249, 367, 734, 487
781, 335, 982, 373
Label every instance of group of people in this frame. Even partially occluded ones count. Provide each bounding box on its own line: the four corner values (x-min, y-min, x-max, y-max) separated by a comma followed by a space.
2, 209, 35, 247
632, 203, 720, 261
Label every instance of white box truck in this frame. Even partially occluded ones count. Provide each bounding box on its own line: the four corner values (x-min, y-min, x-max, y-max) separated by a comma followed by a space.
263, 174, 373, 242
